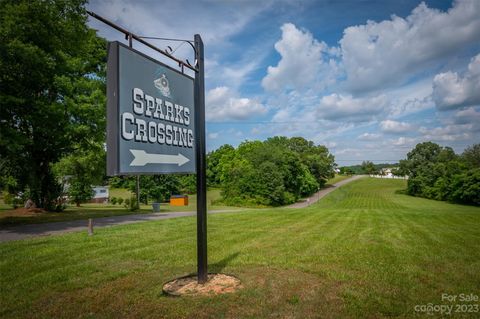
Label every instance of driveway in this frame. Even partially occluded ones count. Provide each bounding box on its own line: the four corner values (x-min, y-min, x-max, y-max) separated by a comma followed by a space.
285, 175, 364, 208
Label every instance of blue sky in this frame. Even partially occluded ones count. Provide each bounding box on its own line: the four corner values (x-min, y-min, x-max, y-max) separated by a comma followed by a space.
88, 0, 480, 166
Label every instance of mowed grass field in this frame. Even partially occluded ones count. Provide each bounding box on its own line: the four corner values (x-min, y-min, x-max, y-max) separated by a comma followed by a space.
1, 178, 479, 318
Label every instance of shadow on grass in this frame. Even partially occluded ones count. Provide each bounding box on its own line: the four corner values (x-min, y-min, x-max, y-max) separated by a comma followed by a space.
210, 252, 241, 273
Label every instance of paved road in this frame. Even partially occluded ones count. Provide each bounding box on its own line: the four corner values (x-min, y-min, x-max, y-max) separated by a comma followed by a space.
285, 175, 364, 208
0, 210, 238, 243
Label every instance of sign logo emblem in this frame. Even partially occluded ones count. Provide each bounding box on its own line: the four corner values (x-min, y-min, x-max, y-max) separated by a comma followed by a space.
154, 73, 171, 98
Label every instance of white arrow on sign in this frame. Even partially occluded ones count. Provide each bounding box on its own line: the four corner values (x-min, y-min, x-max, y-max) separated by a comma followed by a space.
129, 149, 190, 167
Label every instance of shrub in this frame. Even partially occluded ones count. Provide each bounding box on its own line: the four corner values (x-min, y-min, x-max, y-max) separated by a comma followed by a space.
123, 197, 138, 211
117, 198, 124, 205
3, 191, 13, 205
449, 168, 480, 205
110, 197, 118, 205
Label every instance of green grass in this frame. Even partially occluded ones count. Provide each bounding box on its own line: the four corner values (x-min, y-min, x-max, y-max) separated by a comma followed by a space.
326, 174, 352, 185
108, 187, 133, 199
0, 189, 237, 226
1, 178, 479, 318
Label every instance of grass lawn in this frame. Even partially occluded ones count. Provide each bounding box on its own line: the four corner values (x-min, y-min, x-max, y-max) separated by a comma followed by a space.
326, 174, 353, 185
1, 178, 479, 318
108, 187, 133, 199
0, 189, 237, 227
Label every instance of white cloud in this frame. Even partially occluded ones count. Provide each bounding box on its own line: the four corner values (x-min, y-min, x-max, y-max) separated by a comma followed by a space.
380, 120, 413, 134
316, 93, 388, 121
205, 38, 274, 91
206, 86, 267, 121
340, 0, 480, 93
262, 23, 338, 92
452, 107, 480, 126
391, 137, 417, 146
436, 107, 480, 133
419, 124, 473, 142
208, 132, 219, 139
89, 0, 273, 46
432, 53, 480, 110
389, 96, 434, 117
358, 133, 381, 141
324, 141, 337, 148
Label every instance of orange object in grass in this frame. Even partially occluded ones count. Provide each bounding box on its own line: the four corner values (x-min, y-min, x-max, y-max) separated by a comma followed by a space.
170, 195, 188, 206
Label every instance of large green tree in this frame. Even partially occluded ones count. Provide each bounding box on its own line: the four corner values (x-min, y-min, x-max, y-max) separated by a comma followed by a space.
207, 144, 235, 186
0, 0, 106, 210
400, 142, 478, 205
217, 137, 335, 206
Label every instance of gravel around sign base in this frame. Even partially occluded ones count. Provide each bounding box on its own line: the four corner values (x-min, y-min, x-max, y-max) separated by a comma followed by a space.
163, 274, 243, 296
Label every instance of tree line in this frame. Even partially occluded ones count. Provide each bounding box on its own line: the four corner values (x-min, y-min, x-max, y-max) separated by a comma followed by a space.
339, 162, 400, 175
400, 142, 479, 206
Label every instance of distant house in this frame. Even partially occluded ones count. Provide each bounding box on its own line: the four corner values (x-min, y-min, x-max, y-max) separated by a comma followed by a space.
371, 167, 408, 179
381, 168, 394, 178
91, 186, 109, 203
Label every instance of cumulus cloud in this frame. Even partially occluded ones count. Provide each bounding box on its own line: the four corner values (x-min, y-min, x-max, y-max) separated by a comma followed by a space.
380, 120, 413, 134
432, 54, 480, 110
262, 23, 339, 92
340, 0, 480, 93
419, 124, 473, 142
452, 107, 480, 126
391, 137, 417, 146
316, 94, 388, 121
206, 86, 267, 121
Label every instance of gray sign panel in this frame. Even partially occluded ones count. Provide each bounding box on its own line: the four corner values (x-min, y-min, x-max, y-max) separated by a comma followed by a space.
107, 41, 195, 175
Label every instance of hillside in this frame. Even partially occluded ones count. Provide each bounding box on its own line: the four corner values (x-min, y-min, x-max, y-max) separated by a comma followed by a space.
1, 178, 479, 318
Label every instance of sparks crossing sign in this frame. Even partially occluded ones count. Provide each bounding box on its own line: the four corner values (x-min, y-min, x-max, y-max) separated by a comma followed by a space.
106, 41, 195, 175
95, 8, 208, 283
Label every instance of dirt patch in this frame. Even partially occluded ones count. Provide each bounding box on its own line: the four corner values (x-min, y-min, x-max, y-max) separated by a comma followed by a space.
163, 273, 243, 296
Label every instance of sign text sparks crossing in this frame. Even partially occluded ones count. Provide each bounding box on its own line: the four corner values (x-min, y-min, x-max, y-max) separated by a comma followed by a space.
107, 41, 195, 175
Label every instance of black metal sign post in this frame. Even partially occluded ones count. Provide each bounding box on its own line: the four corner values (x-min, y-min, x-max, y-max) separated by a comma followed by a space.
89, 11, 208, 285
127, 34, 141, 211
194, 34, 208, 284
